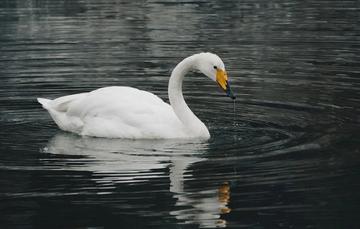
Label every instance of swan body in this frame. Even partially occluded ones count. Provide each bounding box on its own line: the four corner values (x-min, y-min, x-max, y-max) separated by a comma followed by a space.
38, 52, 235, 139
38, 86, 199, 139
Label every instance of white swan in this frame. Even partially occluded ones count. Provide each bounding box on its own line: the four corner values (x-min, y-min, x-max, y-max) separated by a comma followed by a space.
37, 52, 235, 139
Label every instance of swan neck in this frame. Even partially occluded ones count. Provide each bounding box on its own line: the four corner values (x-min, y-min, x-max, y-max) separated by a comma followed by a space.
168, 55, 208, 137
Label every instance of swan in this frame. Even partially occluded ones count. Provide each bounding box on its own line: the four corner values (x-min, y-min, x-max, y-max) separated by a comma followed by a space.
37, 52, 235, 139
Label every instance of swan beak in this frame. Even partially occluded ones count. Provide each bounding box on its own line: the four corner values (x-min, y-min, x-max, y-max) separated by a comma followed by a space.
216, 69, 236, 100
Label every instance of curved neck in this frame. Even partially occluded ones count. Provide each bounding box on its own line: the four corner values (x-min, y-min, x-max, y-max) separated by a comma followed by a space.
168, 55, 208, 137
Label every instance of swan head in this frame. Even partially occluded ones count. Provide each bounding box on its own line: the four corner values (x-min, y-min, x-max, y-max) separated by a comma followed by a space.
195, 52, 236, 100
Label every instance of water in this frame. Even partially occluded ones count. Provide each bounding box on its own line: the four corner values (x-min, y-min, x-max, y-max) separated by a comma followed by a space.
1, 0, 360, 228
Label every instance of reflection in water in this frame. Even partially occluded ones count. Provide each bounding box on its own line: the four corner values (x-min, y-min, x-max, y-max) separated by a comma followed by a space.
171, 180, 231, 228
43, 133, 231, 227
43, 133, 200, 174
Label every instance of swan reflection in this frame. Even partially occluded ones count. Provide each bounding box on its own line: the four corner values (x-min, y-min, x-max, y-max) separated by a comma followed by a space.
43, 133, 231, 227
170, 180, 231, 228
43, 133, 206, 175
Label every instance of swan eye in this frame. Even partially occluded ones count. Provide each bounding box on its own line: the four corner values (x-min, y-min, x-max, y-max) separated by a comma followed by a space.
213, 66, 217, 69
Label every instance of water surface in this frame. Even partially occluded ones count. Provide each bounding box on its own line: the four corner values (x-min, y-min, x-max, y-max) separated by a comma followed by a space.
1, 0, 360, 228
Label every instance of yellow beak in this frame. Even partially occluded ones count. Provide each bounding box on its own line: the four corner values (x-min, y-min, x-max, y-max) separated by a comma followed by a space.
216, 69, 228, 90
216, 69, 236, 99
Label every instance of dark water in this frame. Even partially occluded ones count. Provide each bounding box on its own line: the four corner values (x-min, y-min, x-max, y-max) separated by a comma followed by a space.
1, 0, 360, 228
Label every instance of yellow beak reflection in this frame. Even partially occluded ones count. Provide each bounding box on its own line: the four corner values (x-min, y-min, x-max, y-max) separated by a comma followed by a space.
216, 69, 236, 99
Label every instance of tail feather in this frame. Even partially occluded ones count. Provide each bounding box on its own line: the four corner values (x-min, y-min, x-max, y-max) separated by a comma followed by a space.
37, 98, 52, 109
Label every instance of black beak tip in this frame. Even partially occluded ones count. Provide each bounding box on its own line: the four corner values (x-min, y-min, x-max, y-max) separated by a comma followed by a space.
226, 89, 236, 100
223, 81, 236, 100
